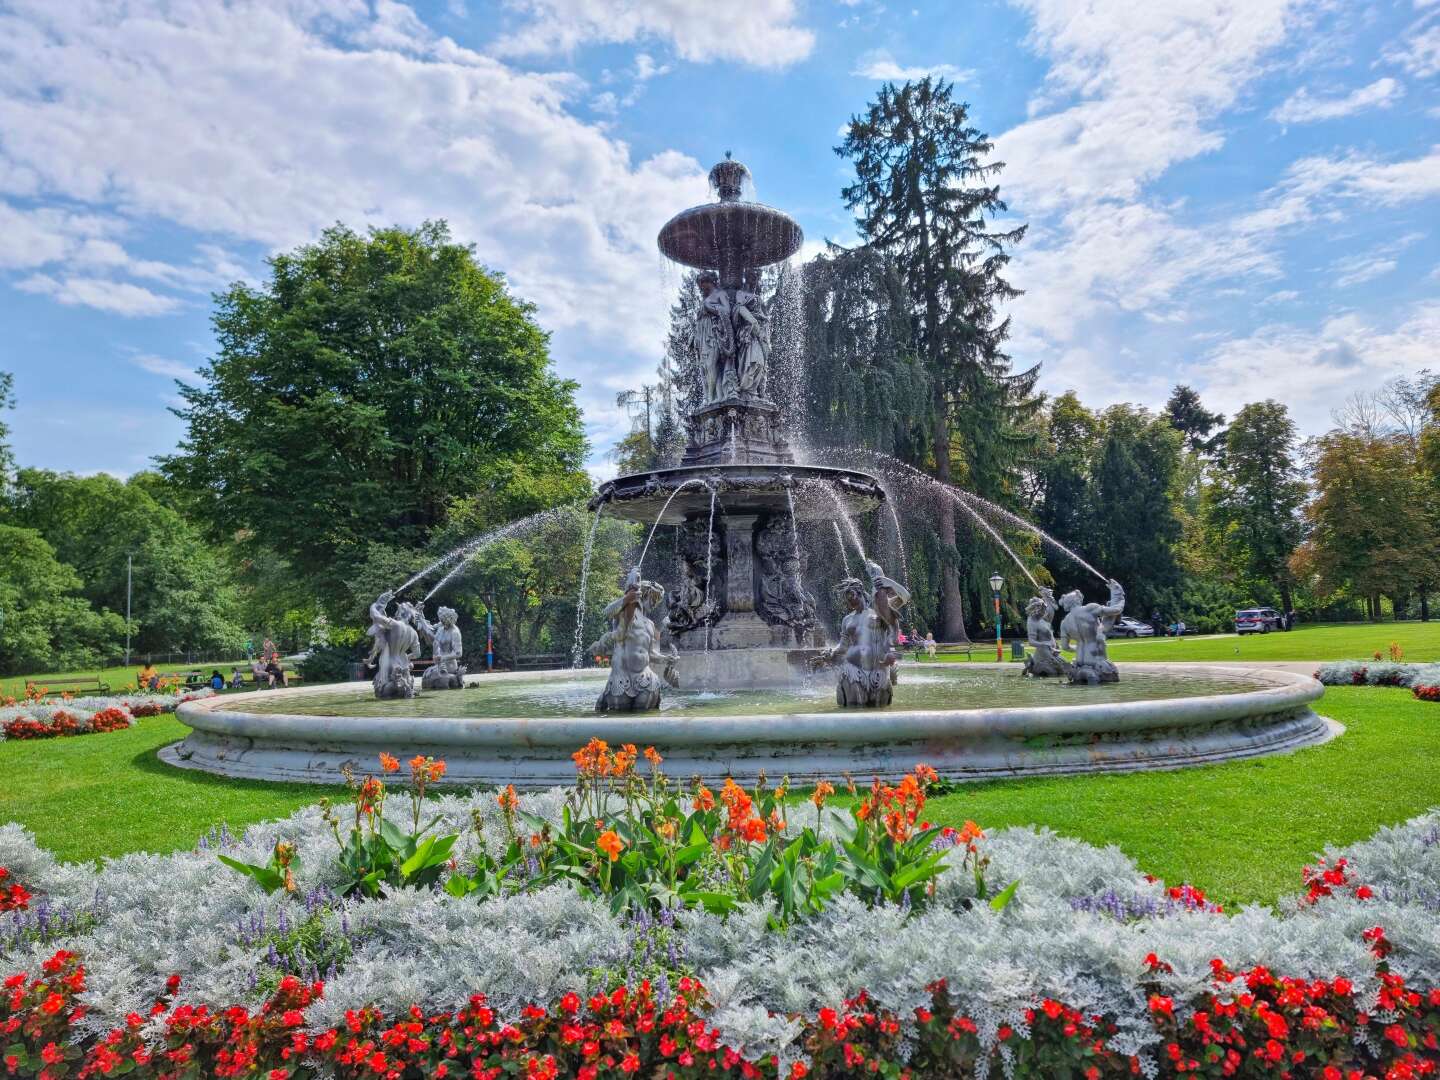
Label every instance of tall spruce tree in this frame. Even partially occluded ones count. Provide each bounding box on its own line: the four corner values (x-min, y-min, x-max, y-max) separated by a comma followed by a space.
1165, 385, 1226, 455
837, 77, 1036, 639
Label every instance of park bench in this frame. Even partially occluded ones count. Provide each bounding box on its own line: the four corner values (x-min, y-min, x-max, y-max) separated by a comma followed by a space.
27, 677, 110, 698
515, 653, 568, 671
927, 641, 978, 661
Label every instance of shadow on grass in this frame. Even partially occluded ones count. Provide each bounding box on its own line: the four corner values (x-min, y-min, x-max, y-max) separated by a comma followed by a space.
129, 740, 349, 797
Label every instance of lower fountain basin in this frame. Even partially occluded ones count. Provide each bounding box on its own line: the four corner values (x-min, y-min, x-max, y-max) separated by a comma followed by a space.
162, 664, 1333, 787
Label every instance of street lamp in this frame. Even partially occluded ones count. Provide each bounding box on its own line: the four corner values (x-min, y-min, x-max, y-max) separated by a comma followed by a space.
989, 572, 1005, 661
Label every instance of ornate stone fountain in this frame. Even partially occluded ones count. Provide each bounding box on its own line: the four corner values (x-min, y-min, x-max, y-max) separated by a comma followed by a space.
592, 155, 886, 686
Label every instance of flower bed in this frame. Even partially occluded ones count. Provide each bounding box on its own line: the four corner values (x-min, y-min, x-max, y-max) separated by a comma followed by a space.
1315, 662, 1440, 704
2, 749, 1440, 1078
0, 690, 213, 744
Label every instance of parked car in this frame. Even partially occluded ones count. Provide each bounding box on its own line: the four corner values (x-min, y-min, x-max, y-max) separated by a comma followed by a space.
1234, 607, 1285, 634
1111, 617, 1155, 638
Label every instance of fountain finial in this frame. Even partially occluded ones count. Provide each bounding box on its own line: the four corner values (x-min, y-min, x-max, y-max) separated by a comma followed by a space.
709, 154, 749, 203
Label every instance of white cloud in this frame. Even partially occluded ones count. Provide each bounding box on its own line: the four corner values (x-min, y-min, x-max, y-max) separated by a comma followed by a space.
15, 273, 180, 315
851, 50, 974, 82
1189, 301, 1440, 432
1384, 20, 1440, 77
490, 0, 814, 67
998, 0, 1306, 212
1279, 145, 1440, 209
1270, 77, 1403, 123
1325, 232, 1423, 288
0, 0, 716, 438
1329, 252, 1397, 287
1009, 200, 1277, 350
130, 353, 198, 380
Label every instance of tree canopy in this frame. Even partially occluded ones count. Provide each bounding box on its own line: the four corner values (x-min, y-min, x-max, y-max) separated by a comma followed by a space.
162, 222, 588, 611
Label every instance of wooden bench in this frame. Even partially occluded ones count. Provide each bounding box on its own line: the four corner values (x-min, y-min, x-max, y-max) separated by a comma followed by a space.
28, 677, 110, 698
515, 653, 568, 671
927, 642, 978, 660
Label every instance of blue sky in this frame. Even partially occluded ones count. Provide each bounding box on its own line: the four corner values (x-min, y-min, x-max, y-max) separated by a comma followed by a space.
0, 0, 1437, 480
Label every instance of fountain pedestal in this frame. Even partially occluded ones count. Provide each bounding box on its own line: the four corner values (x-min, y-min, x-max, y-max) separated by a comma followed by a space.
590, 155, 888, 688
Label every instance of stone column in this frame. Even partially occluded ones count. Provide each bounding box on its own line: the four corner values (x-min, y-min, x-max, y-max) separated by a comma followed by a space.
725, 514, 759, 613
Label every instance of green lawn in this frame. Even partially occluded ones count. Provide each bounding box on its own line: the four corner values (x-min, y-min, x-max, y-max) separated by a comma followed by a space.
2, 686, 1437, 908
1, 659, 250, 699
0, 716, 342, 861
928, 621, 1439, 665
1104, 621, 1439, 663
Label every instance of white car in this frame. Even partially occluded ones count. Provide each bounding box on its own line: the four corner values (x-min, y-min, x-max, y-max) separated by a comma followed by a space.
1111, 617, 1155, 638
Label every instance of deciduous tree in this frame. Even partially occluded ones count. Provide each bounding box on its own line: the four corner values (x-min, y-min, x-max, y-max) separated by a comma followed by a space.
1206, 401, 1308, 613
162, 222, 587, 610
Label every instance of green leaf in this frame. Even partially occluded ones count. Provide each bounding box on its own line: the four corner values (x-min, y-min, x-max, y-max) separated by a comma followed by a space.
989, 878, 1020, 912
217, 854, 286, 894
443, 873, 476, 898
681, 890, 738, 915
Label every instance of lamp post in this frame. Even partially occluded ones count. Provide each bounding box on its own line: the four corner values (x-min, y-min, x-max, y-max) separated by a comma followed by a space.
989, 572, 1004, 661
124, 553, 133, 667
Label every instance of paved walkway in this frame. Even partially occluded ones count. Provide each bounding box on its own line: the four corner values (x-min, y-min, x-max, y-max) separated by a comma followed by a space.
1150, 659, 1321, 675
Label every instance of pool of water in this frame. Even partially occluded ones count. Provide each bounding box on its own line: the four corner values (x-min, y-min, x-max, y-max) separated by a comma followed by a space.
244, 666, 1275, 719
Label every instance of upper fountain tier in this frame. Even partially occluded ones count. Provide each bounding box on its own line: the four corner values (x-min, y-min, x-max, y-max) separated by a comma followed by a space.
658, 155, 803, 291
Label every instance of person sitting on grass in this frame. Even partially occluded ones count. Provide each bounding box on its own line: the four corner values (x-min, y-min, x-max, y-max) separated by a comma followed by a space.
229, 669, 246, 689
924, 632, 937, 658
138, 663, 159, 691
209, 669, 225, 691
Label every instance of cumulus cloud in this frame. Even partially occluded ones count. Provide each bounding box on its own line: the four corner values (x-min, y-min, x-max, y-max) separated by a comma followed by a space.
1270, 77, 1403, 123
1384, 18, 1440, 77
851, 50, 974, 82
130, 353, 199, 380
490, 0, 814, 67
1189, 301, 1440, 431
0, 0, 713, 435
15, 273, 180, 315
997, 0, 1304, 212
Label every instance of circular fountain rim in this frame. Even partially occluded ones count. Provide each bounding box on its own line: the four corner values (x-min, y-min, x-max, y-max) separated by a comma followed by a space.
161, 664, 1333, 787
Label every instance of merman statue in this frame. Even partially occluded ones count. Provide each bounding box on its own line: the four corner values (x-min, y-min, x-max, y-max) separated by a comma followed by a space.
367, 591, 422, 700
1021, 587, 1072, 679
1057, 579, 1126, 685
411, 604, 465, 690
588, 568, 679, 713
811, 559, 910, 708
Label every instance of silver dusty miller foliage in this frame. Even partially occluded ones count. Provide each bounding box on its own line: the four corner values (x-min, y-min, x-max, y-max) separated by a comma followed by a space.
3, 793, 1439, 1076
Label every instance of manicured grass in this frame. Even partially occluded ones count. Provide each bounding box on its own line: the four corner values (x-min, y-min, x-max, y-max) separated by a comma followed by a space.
928, 621, 1439, 664
1, 659, 249, 699
1104, 621, 1439, 663
919, 686, 1439, 907
0, 716, 342, 862
2, 688, 1436, 909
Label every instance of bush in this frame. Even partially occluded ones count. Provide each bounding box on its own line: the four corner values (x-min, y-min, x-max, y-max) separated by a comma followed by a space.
299, 642, 363, 685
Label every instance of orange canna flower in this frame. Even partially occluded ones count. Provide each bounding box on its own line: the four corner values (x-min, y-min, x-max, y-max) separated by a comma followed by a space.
913, 763, 939, 785
427, 759, 447, 783
378, 752, 400, 774
643, 746, 663, 767
767, 809, 786, 834
693, 785, 715, 812
497, 784, 518, 812
597, 830, 625, 862
741, 817, 767, 844
655, 820, 676, 840
811, 781, 836, 808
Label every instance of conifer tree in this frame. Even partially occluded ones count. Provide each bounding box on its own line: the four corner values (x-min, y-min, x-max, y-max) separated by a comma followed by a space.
837, 77, 1036, 638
